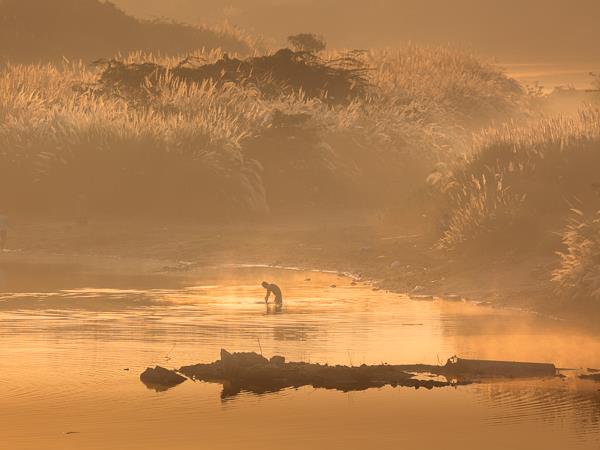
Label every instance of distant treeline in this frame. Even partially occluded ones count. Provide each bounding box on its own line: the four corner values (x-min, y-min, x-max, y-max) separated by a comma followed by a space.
0, 0, 251, 63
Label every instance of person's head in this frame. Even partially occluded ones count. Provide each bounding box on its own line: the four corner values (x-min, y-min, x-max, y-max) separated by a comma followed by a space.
261, 281, 269, 288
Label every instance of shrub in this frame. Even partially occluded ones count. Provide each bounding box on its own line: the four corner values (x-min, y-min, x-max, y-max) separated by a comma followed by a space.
287, 34, 327, 53
93, 49, 370, 105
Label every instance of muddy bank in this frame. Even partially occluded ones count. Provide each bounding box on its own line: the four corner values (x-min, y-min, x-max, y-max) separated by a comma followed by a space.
140, 350, 558, 398
579, 372, 600, 382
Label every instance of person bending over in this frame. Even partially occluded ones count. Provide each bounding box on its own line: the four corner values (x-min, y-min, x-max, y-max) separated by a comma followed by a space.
262, 281, 283, 305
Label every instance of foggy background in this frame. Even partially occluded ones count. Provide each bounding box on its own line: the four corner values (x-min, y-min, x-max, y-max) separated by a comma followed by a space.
114, 0, 600, 62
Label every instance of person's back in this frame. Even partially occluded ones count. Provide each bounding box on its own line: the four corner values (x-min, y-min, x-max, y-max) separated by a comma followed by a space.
262, 281, 283, 305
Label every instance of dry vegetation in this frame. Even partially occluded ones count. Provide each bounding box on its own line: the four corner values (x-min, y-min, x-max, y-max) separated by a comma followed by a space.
3, 27, 598, 304
434, 108, 600, 302
0, 45, 525, 217
553, 210, 600, 302
437, 110, 600, 249
93, 49, 370, 104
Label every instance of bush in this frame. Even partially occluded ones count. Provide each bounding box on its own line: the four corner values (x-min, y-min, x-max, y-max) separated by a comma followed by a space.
287, 34, 327, 53
93, 49, 370, 105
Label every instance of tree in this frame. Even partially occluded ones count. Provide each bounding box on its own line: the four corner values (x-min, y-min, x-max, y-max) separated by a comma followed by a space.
287, 33, 326, 53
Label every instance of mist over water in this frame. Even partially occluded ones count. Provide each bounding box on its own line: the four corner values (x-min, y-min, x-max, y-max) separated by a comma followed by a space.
0, 265, 599, 449
1, 1, 600, 449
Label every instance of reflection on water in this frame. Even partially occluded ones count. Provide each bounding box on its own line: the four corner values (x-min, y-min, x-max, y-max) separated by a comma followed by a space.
0, 264, 599, 450
504, 63, 600, 91
476, 380, 600, 434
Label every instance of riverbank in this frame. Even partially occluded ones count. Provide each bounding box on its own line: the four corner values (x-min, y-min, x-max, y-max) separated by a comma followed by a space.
0, 213, 595, 325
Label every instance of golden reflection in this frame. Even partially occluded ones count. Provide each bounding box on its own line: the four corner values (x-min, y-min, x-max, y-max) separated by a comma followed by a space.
0, 266, 599, 449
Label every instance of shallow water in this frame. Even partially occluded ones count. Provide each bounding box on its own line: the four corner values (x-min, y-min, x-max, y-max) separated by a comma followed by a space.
504, 63, 600, 91
0, 263, 599, 450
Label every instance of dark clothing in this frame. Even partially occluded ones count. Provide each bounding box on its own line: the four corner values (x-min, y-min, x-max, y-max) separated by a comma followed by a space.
265, 283, 283, 304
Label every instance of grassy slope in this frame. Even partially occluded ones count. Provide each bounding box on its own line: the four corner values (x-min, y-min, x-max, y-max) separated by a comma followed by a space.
0, 46, 526, 218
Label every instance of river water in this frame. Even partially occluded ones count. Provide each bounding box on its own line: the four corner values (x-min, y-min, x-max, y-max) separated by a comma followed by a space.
504, 63, 600, 92
0, 263, 599, 450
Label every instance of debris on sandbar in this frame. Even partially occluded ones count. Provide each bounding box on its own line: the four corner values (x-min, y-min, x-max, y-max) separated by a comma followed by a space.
139, 350, 559, 398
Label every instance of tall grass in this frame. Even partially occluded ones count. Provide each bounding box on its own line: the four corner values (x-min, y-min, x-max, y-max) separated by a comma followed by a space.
0, 46, 529, 217
0, 62, 269, 216
365, 45, 527, 128
437, 108, 600, 251
553, 210, 600, 302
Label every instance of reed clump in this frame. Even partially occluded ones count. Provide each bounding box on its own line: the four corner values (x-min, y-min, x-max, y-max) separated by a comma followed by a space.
552, 210, 600, 302
0, 45, 529, 217
437, 108, 600, 252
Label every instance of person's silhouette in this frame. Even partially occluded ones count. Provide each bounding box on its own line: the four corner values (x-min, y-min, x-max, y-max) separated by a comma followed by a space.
262, 281, 283, 306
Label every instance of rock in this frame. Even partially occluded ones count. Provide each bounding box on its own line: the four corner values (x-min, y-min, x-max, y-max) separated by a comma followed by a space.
270, 355, 286, 365
390, 260, 401, 269
220, 348, 232, 361
221, 349, 268, 368
140, 366, 186, 391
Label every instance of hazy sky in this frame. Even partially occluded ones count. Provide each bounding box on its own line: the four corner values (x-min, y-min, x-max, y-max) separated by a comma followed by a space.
114, 0, 600, 62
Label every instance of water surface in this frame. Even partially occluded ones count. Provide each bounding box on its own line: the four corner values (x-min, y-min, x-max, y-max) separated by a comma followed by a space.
0, 263, 599, 450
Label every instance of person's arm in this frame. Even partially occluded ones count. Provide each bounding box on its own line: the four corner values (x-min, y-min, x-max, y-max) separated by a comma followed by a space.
265, 289, 271, 303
